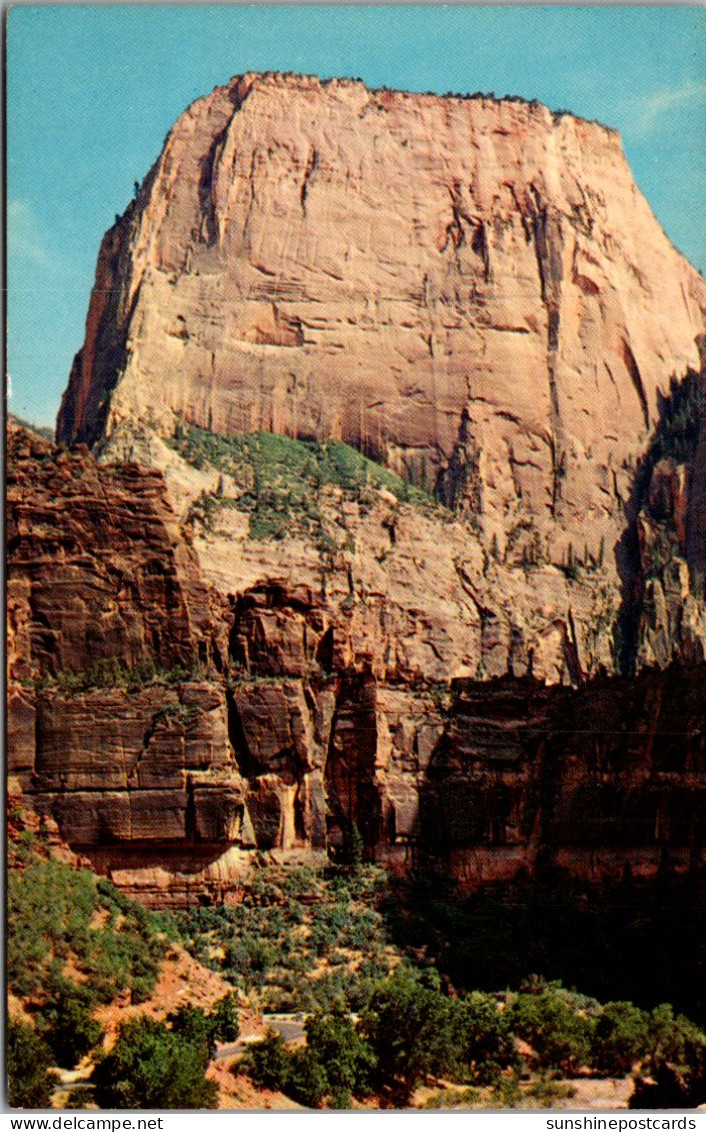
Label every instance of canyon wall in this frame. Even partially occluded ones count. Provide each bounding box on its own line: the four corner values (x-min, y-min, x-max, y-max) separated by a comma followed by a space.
8, 421, 705, 903
10, 74, 706, 903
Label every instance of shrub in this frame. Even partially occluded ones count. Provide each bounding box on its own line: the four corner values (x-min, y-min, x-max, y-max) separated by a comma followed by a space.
593, 1001, 650, 1075
456, 991, 517, 1083
305, 1006, 376, 1100
423, 1085, 481, 1109
629, 1005, 706, 1107
360, 967, 460, 1097
245, 1028, 291, 1092
507, 985, 594, 1074
246, 1012, 375, 1109
8, 857, 166, 1006
282, 1048, 329, 1108
167, 423, 439, 548
63, 1086, 93, 1109
631, 1025, 706, 1109
91, 1016, 218, 1109
41, 975, 103, 1067
7, 1020, 58, 1108
167, 995, 240, 1053
167, 1004, 218, 1057
490, 1073, 522, 1108
525, 1077, 578, 1106
211, 994, 240, 1043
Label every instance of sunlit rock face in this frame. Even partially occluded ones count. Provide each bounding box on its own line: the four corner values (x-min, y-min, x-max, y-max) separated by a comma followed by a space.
17, 73, 706, 902
58, 72, 705, 579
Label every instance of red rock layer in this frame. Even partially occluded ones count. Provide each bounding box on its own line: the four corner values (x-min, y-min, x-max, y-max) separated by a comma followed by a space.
7, 424, 706, 903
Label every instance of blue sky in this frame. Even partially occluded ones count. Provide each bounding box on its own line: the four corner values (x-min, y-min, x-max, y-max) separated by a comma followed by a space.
7, 4, 705, 427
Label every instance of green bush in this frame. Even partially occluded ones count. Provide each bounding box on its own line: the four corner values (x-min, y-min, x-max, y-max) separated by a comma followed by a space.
8, 857, 166, 1007
360, 967, 460, 1097
456, 991, 517, 1083
525, 1077, 577, 1106
37, 657, 201, 695
593, 1001, 650, 1075
246, 1011, 375, 1109
7, 1020, 58, 1108
167, 995, 240, 1054
176, 862, 393, 1015
282, 1048, 329, 1108
91, 1016, 218, 1109
41, 975, 103, 1067
628, 1004, 706, 1107
63, 1086, 94, 1109
423, 1086, 481, 1109
167, 423, 439, 547
630, 1016, 706, 1110
305, 1007, 376, 1100
507, 984, 594, 1074
167, 1004, 218, 1057
211, 994, 240, 1043
489, 1073, 522, 1108
245, 1028, 291, 1091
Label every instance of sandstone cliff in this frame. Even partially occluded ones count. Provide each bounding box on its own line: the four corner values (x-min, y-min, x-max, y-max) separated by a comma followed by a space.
58, 73, 705, 579
7, 422, 252, 904
8, 423, 705, 902
13, 74, 706, 902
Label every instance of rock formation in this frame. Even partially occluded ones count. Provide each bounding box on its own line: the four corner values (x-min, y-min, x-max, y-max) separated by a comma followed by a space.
7, 423, 253, 904
9, 73, 706, 902
8, 420, 705, 901
58, 73, 705, 576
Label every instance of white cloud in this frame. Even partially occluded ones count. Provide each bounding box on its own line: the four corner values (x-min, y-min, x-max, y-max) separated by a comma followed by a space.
623, 78, 706, 139
7, 199, 52, 267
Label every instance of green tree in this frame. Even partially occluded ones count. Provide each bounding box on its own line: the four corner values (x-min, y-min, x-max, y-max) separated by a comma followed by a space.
282, 1048, 329, 1108
42, 976, 103, 1067
210, 994, 240, 1043
91, 1016, 218, 1109
7, 1021, 58, 1109
456, 991, 517, 1083
360, 967, 460, 1099
630, 1007, 706, 1108
305, 1006, 376, 1104
593, 1001, 649, 1076
507, 986, 594, 1074
167, 996, 239, 1055
167, 1004, 217, 1057
648, 1003, 694, 1064
339, 821, 365, 868
63, 1087, 93, 1109
245, 1029, 291, 1092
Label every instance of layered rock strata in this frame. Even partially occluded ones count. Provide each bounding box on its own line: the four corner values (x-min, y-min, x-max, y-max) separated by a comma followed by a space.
7, 423, 251, 903
8, 424, 705, 903
13, 73, 706, 902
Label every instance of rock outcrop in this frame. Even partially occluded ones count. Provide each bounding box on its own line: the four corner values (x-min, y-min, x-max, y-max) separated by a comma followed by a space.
58, 72, 705, 580
11, 73, 706, 903
7, 422, 253, 904
8, 424, 705, 902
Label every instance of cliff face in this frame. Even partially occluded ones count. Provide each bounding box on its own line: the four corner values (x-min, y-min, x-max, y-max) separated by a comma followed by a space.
15, 73, 706, 902
58, 73, 705, 580
8, 425, 705, 903
7, 423, 251, 905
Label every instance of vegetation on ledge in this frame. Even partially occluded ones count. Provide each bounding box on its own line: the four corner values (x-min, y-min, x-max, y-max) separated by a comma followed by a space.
167, 422, 439, 541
